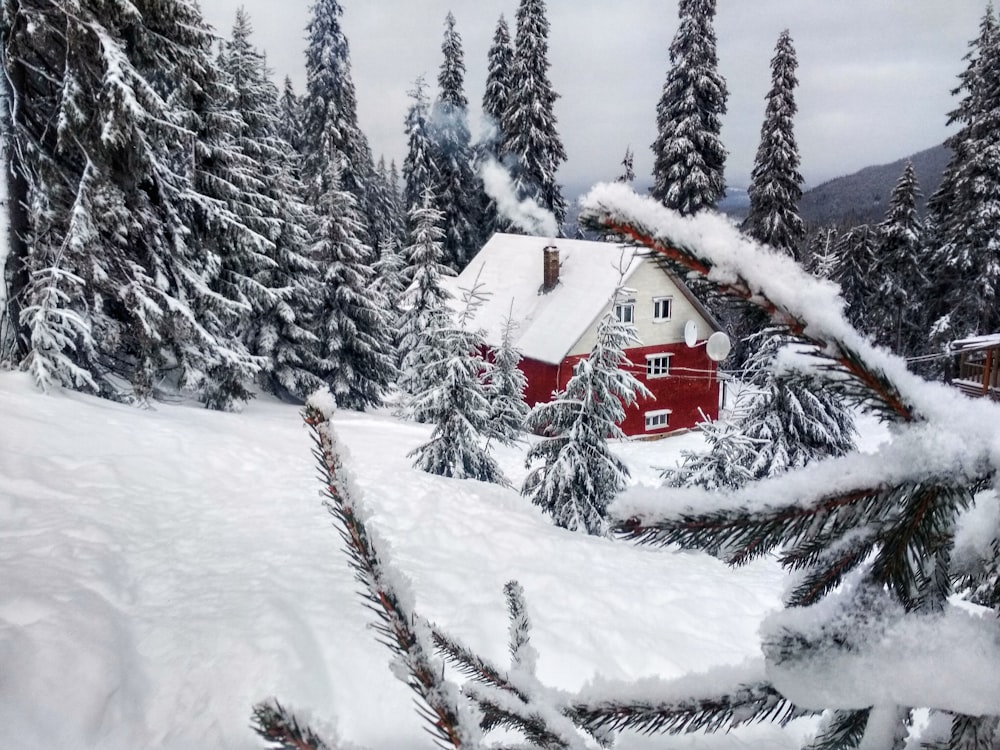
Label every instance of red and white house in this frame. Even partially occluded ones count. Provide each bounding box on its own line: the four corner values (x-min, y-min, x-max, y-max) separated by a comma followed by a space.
445, 233, 724, 437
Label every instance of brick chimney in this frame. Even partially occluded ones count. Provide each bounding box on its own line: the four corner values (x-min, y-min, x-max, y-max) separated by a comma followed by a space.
542, 241, 559, 292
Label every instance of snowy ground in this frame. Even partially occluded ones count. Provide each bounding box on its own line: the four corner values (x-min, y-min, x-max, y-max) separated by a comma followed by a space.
0, 372, 826, 749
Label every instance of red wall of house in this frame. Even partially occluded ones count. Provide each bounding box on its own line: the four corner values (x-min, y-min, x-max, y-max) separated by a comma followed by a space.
519, 342, 720, 438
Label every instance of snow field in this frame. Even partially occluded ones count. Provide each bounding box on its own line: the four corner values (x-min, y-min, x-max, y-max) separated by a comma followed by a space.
1, 372, 802, 748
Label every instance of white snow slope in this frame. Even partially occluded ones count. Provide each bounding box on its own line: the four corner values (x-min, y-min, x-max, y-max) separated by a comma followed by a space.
0, 372, 810, 749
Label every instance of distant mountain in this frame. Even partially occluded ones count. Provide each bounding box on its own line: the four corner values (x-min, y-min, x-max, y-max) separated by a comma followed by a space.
796, 144, 951, 226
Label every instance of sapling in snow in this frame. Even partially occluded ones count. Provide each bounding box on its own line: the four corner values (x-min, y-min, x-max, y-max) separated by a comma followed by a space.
522, 288, 652, 535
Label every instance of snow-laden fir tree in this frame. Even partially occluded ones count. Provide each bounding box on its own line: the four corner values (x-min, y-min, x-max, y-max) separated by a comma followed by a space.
402, 78, 441, 229
431, 12, 481, 271
486, 312, 530, 444
277, 76, 305, 158
369, 156, 406, 256
397, 191, 454, 395
301, 0, 374, 232
926, 4, 1000, 342
616, 147, 636, 184
6, 0, 261, 407
870, 162, 927, 358
744, 30, 805, 257
311, 156, 396, 410
502, 0, 567, 226
407, 283, 506, 484
832, 224, 877, 335
664, 332, 855, 493
805, 225, 840, 280
522, 289, 652, 535
651, 0, 728, 215
477, 14, 515, 238
480, 14, 513, 164
220, 8, 325, 402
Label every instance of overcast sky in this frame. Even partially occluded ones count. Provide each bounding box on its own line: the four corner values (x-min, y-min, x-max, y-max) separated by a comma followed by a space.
200, 1, 986, 196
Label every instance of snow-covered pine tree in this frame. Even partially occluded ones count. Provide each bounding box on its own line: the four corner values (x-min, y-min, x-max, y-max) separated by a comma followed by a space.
616, 147, 636, 184
402, 78, 441, 230
651, 0, 728, 215
311, 155, 396, 410
502, 0, 567, 226
7, 0, 262, 407
407, 284, 506, 484
832, 224, 877, 335
522, 290, 652, 535
220, 8, 325, 401
477, 14, 515, 238
665, 332, 856, 492
277, 76, 305, 157
368, 156, 405, 259
926, 4, 1000, 342
486, 312, 530, 444
301, 0, 375, 236
397, 191, 454, 394
870, 162, 927, 358
744, 30, 804, 258
431, 12, 480, 271
805, 225, 841, 280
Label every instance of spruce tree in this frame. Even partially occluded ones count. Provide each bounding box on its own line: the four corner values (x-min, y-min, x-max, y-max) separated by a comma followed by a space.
302, 0, 374, 230
502, 0, 567, 226
431, 12, 480, 270
616, 147, 636, 184
832, 224, 877, 334
522, 291, 652, 535
402, 78, 440, 228
805, 225, 841, 280
871, 162, 927, 358
220, 8, 324, 401
311, 157, 396, 410
651, 0, 728, 215
6, 0, 261, 407
407, 285, 506, 484
277, 76, 305, 157
397, 192, 454, 396
486, 314, 530, 444
477, 14, 515, 238
368, 156, 405, 259
744, 30, 804, 257
926, 5, 1000, 341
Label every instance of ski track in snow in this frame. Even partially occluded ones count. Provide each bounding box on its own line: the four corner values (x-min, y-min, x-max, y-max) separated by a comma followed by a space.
0, 372, 811, 749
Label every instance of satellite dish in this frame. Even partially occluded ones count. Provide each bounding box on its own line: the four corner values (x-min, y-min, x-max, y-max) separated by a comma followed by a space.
683, 320, 699, 348
705, 331, 732, 362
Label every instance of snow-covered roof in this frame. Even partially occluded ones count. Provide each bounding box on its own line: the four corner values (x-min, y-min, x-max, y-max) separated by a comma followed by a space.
443, 233, 674, 365
949, 333, 1000, 353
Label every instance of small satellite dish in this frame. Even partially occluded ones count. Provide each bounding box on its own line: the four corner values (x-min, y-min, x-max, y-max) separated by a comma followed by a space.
683, 320, 699, 348
705, 331, 732, 362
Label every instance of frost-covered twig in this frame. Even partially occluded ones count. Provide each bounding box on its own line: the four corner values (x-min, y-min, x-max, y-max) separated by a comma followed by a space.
303, 392, 477, 749
251, 700, 334, 750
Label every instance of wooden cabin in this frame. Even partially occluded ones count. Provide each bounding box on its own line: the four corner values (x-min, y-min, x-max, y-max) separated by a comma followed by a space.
442, 233, 724, 437
948, 334, 1000, 399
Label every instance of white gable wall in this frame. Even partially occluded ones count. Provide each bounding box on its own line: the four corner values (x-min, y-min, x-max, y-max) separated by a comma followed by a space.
567, 257, 716, 357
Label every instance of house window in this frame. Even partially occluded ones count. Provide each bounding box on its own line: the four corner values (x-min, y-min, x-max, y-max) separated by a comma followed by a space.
646, 353, 672, 378
653, 296, 673, 321
615, 300, 635, 324
645, 409, 671, 431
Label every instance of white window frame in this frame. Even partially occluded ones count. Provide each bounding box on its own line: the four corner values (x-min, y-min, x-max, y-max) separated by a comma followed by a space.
652, 296, 673, 322
614, 300, 635, 324
645, 409, 671, 431
645, 353, 672, 378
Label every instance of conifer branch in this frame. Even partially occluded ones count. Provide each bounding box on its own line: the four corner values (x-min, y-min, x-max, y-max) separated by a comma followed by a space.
303, 399, 474, 749
570, 681, 813, 736
251, 700, 333, 750
803, 708, 870, 750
